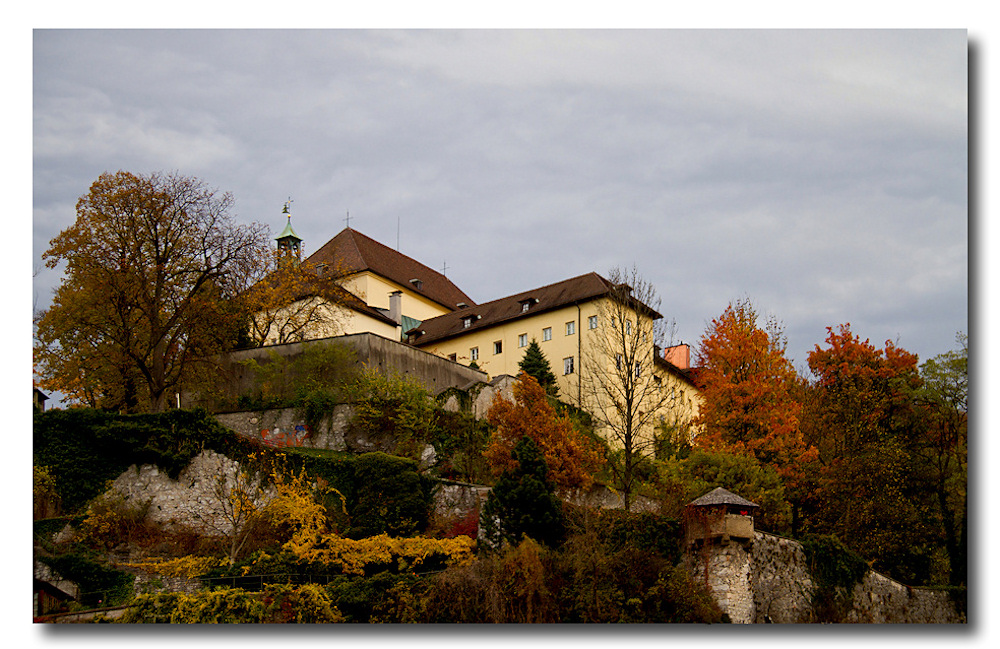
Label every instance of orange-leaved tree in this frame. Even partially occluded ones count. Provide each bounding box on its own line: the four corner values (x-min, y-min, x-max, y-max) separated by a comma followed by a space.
35, 171, 270, 412
693, 299, 817, 533
801, 324, 928, 579
484, 373, 604, 496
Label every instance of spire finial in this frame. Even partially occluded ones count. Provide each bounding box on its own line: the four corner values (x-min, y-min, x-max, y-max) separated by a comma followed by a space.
282, 197, 293, 217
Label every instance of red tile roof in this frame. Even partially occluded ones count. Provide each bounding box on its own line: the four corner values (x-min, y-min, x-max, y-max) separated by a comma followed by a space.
305, 228, 475, 312
409, 272, 662, 346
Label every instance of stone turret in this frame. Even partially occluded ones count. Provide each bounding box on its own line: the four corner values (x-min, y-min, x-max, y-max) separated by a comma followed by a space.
685, 486, 759, 547
684, 487, 760, 623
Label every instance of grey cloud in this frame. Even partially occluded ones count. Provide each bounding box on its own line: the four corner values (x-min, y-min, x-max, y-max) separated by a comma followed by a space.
32, 29, 967, 372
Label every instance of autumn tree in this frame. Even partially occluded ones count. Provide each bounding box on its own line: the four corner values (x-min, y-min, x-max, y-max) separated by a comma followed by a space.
912, 332, 967, 586
802, 324, 929, 581
242, 249, 354, 347
195, 452, 277, 567
580, 267, 676, 511
692, 298, 817, 531
805, 324, 923, 459
35, 171, 270, 412
518, 339, 559, 397
484, 373, 604, 496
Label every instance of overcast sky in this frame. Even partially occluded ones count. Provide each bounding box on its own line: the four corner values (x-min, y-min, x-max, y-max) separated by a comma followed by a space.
32, 28, 968, 374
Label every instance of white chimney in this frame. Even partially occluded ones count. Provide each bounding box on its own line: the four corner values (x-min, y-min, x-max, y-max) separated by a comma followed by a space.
389, 291, 403, 324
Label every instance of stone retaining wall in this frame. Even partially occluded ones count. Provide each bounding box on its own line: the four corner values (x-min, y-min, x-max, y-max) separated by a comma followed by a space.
688, 531, 965, 624
106, 450, 273, 535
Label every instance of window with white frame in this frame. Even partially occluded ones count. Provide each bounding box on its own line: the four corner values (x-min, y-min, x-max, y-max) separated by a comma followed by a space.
566, 321, 575, 336
471, 347, 479, 361
563, 356, 575, 375
616, 354, 623, 371
635, 361, 641, 378
493, 340, 502, 355
625, 320, 632, 335
588, 315, 598, 329
522, 302, 531, 313
518, 333, 527, 348
542, 327, 552, 341
463, 317, 473, 329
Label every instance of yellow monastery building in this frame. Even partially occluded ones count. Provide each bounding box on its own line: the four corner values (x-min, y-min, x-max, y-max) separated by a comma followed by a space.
263, 214, 475, 344
265, 216, 700, 447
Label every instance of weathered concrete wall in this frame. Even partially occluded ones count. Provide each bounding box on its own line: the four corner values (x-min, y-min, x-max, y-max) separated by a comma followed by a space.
434, 480, 491, 520
687, 532, 965, 624
565, 486, 658, 513
185, 332, 488, 410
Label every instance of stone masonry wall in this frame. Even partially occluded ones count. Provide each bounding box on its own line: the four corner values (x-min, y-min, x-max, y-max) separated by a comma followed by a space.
845, 570, 963, 623
214, 406, 351, 452
685, 542, 755, 624
184, 332, 488, 410
750, 532, 814, 623
688, 531, 964, 624
106, 450, 273, 535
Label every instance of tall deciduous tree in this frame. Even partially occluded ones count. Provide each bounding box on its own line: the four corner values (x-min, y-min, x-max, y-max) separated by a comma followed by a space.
35, 171, 270, 412
518, 339, 559, 397
692, 299, 816, 524
242, 252, 354, 347
485, 373, 604, 495
806, 324, 922, 459
803, 324, 928, 581
580, 267, 675, 511
913, 332, 967, 586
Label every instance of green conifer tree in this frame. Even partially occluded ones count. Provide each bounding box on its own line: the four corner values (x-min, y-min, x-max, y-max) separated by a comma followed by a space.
518, 339, 559, 397
481, 437, 565, 549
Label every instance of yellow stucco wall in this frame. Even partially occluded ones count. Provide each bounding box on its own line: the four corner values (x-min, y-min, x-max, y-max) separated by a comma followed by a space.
419, 301, 598, 402
259, 296, 400, 345
342, 271, 456, 323
418, 297, 702, 448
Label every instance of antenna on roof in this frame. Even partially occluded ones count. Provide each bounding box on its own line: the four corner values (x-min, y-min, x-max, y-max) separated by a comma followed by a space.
344, 210, 352, 229
442, 260, 449, 277
397, 215, 400, 251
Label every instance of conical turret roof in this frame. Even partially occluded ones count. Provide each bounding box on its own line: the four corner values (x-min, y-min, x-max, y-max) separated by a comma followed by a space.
688, 487, 759, 509
276, 217, 301, 242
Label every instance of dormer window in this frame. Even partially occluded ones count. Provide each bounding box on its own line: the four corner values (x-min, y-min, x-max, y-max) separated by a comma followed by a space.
519, 297, 538, 313
463, 317, 473, 329
410, 278, 423, 290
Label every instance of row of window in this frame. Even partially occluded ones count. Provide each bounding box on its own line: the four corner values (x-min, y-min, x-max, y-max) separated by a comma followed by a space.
449, 314, 604, 368
453, 346, 575, 375
513, 316, 599, 348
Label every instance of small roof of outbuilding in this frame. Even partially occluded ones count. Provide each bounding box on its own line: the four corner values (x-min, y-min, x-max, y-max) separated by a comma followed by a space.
688, 487, 759, 509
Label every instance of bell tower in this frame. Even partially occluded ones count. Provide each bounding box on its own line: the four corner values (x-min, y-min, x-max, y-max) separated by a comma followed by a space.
275, 200, 302, 261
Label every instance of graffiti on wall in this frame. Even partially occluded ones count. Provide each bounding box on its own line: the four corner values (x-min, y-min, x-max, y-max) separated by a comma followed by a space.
260, 424, 311, 448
